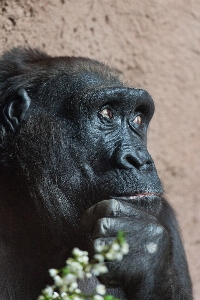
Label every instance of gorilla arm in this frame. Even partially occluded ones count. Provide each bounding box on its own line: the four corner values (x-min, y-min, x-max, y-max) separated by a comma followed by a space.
82, 198, 193, 300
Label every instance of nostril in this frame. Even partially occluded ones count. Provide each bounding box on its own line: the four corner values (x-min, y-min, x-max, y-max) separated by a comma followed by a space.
126, 154, 141, 168
139, 158, 154, 171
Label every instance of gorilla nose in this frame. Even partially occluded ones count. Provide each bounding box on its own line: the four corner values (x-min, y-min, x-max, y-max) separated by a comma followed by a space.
114, 145, 152, 170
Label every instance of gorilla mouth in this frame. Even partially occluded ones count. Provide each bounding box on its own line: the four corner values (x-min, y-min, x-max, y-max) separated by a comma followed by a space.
112, 193, 162, 213
112, 192, 162, 200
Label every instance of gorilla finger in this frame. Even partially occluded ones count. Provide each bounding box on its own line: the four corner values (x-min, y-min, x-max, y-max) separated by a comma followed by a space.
91, 217, 136, 239
81, 199, 121, 230
81, 198, 147, 231
91, 218, 116, 239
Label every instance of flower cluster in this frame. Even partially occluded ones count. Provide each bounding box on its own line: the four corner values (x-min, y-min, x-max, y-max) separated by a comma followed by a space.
38, 231, 129, 300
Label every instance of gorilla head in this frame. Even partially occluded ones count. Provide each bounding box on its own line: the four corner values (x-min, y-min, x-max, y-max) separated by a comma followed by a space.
0, 48, 192, 300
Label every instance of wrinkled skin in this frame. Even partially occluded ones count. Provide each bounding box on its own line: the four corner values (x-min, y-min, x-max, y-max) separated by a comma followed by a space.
0, 48, 192, 299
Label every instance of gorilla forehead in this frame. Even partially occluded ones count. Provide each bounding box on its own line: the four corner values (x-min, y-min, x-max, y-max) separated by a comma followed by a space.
31, 56, 124, 110
37, 56, 122, 91
36, 59, 154, 116
0, 48, 122, 107
48, 56, 122, 87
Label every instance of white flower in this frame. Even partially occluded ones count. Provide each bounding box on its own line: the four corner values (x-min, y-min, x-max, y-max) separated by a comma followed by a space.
66, 260, 85, 278
63, 273, 77, 284
85, 265, 92, 273
121, 243, 129, 254
38, 296, 45, 300
76, 269, 85, 278
85, 272, 92, 278
59, 285, 68, 293
43, 285, 54, 296
54, 275, 64, 286
95, 244, 104, 253
92, 269, 100, 276
61, 292, 67, 297
66, 258, 73, 264
115, 252, 123, 261
49, 268, 58, 277
98, 265, 108, 274
93, 295, 104, 300
61, 294, 70, 300
68, 281, 78, 292
96, 284, 106, 295
92, 264, 108, 276
75, 288, 81, 293
94, 254, 104, 263
105, 252, 114, 260
73, 296, 82, 300
62, 296, 70, 300
52, 291, 59, 299
72, 248, 88, 257
69, 261, 83, 272
72, 247, 82, 256
111, 242, 120, 251
77, 255, 89, 264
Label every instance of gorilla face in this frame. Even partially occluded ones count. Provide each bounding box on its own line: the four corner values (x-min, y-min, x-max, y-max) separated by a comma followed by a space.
66, 86, 163, 201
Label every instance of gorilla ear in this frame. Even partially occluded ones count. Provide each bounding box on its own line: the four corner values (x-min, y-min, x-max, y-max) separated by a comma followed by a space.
2, 88, 31, 132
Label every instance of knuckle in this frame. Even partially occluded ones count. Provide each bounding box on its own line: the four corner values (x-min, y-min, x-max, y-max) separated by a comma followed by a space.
100, 199, 121, 216
146, 223, 165, 236
109, 199, 122, 216
94, 217, 111, 237
144, 223, 169, 254
93, 199, 117, 217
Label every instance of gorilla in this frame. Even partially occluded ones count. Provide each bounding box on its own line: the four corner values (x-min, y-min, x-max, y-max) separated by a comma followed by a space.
0, 48, 192, 300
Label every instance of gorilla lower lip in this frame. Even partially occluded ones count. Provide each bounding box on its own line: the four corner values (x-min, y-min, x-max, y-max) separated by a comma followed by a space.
112, 193, 161, 200
129, 193, 160, 199
112, 193, 162, 214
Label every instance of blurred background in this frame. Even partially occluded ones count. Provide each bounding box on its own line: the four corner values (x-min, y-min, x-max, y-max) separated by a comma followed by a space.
0, 0, 199, 298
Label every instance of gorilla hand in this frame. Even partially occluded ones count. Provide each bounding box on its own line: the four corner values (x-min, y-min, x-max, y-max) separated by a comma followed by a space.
82, 199, 183, 300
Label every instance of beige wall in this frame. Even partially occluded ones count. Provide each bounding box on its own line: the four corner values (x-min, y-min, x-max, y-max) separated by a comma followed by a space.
1, 0, 200, 298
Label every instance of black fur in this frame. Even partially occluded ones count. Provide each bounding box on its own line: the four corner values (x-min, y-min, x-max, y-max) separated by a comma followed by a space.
0, 48, 192, 299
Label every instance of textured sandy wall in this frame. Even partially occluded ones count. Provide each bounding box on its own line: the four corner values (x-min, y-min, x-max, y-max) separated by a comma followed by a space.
0, 0, 200, 298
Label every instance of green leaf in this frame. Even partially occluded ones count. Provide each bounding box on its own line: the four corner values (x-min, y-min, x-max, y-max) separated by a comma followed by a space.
117, 231, 126, 244
104, 295, 119, 300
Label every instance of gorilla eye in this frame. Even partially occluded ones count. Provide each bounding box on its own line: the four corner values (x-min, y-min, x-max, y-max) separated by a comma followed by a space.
100, 108, 113, 119
133, 115, 143, 125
